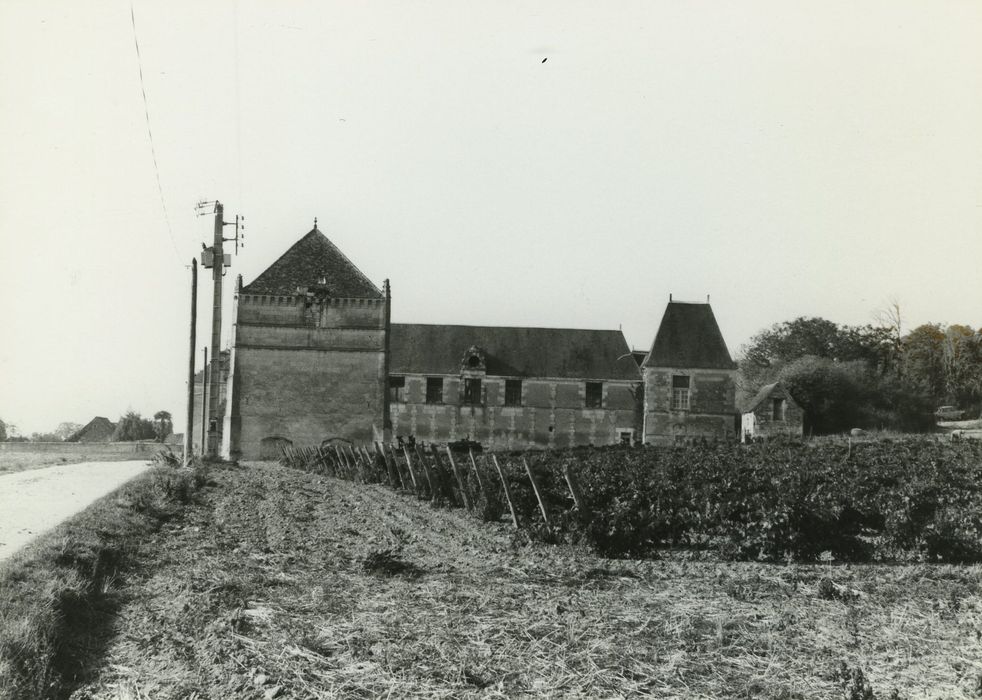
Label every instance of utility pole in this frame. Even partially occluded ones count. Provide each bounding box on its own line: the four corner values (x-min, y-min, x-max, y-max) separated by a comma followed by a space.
200, 346, 208, 456
183, 259, 197, 467
207, 202, 224, 458
197, 200, 243, 459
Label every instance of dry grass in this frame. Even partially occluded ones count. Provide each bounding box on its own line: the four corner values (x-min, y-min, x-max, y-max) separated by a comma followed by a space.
65, 462, 982, 699
0, 451, 145, 475
0, 461, 210, 700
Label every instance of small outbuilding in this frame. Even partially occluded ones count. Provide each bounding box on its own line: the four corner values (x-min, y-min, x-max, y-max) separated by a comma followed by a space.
741, 382, 804, 442
67, 416, 116, 443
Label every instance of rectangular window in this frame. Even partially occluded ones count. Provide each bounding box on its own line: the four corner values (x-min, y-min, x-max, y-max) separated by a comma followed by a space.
388, 376, 405, 402
671, 375, 690, 410
464, 377, 482, 405
425, 377, 443, 404
585, 381, 603, 408
619, 430, 633, 445
772, 398, 786, 421
504, 379, 523, 406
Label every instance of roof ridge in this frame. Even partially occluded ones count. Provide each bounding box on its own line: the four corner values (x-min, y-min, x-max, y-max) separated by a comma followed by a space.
391, 322, 625, 334
318, 230, 382, 296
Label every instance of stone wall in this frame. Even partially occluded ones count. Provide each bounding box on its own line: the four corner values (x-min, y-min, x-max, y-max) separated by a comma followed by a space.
642, 366, 737, 444
0, 441, 176, 457
389, 375, 640, 449
222, 293, 388, 460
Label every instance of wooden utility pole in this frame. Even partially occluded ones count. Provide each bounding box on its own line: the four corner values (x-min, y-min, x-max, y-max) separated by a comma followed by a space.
183, 259, 197, 467
200, 346, 208, 455
206, 203, 224, 458
196, 199, 243, 459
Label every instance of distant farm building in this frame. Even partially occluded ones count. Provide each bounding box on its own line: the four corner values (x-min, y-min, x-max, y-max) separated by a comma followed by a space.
216, 225, 741, 459
67, 416, 116, 443
740, 381, 805, 441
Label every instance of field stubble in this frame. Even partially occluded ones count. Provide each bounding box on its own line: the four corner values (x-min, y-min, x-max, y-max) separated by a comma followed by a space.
71, 461, 982, 699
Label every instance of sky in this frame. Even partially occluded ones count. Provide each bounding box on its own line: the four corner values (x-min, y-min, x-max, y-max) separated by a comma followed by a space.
1, 1, 980, 435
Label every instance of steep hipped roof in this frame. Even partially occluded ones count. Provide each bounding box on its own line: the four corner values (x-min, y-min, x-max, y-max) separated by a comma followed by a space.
643, 302, 736, 370
741, 381, 800, 413
390, 324, 640, 380
68, 416, 116, 443
242, 228, 382, 298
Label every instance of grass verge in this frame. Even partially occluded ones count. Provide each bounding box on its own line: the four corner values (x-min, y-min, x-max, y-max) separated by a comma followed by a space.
0, 457, 209, 700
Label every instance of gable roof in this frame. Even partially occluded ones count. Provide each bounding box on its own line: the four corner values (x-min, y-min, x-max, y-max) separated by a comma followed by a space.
242, 228, 382, 298
741, 381, 800, 414
643, 301, 736, 370
68, 416, 116, 443
389, 324, 640, 380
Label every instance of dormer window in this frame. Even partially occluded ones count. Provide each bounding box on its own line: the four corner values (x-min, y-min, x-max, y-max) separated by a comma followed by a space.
461, 345, 486, 373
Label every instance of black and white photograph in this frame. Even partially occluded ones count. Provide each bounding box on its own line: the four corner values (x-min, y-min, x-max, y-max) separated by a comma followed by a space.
1, 1, 980, 698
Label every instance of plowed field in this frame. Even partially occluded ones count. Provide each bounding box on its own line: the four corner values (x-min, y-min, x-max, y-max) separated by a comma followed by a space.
70, 461, 982, 699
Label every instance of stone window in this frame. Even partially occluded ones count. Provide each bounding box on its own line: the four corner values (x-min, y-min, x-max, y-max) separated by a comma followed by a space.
671, 375, 690, 410
464, 378, 482, 405
504, 379, 523, 406
619, 430, 633, 445
772, 398, 786, 421
388, 376, 405, 402
426, 377, 444, 404
585, 381, 603, 408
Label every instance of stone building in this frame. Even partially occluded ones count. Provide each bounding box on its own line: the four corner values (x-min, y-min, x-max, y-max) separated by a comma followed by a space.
219, 226, 739, 459
641, 301, 738, 444
67, 416, 116, 443
740, 381, 805, 441
388, 324, 641, 450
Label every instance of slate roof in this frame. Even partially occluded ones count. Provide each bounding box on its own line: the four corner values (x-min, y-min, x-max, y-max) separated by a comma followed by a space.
741, 381, 800, 414
68, 416, 116, 443
643, 302, 737, 370
389, 324, 640, 380
242, 228, 382, 298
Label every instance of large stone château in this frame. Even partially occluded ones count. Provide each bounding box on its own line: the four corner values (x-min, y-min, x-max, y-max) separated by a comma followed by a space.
215, 226, 739, 460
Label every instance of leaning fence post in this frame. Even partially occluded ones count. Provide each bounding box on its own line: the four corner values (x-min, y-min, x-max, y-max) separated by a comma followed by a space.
491, 454, 520, 529
522, 456, 551, 528
412, 445, 435, 498
395, 444, 419, 492
402, 445, 423, 496
338, 448, 348, 478
562, 461, 585, 511
445, 446, 472, 510
468, 449, 486, 497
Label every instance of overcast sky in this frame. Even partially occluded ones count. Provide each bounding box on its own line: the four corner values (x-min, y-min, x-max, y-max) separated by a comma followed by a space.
1, 1, 980, 435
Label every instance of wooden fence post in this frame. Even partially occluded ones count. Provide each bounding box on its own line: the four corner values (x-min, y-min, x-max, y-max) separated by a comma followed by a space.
334, 446, 348, 479
395, 444, 419, 492
402, 445, 423, 496
445, 446, 471, 510
414, 445, 437, 499
562, 461, 586, 512
468, 449, 486, 497
491, 454, 520, 529
522, 456, 551, 528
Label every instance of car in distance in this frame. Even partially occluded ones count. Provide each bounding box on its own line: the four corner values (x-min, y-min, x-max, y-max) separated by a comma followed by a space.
935, 406, 965, 421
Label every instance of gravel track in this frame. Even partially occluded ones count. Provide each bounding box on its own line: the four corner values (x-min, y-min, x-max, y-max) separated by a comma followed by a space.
0, 460, 152, 563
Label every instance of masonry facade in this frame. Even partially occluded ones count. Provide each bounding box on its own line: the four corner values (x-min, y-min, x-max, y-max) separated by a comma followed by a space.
220, 227, 739, 459
641, 302, 739, 444
740, 381, 805, 442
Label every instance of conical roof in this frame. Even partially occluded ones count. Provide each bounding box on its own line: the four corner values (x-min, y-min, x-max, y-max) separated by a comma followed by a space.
242, 228, 382, 298
643, 302, 736, 370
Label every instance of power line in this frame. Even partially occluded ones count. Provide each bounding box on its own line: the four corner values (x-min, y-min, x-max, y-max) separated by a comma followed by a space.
130, 1, 183, 266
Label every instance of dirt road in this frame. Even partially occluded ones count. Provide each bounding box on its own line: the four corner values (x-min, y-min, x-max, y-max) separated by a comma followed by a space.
0, 460, 152, 563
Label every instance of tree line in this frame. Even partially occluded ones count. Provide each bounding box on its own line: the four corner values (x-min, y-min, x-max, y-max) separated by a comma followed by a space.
739, 313, 982, 434
0, 411, 173, 442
